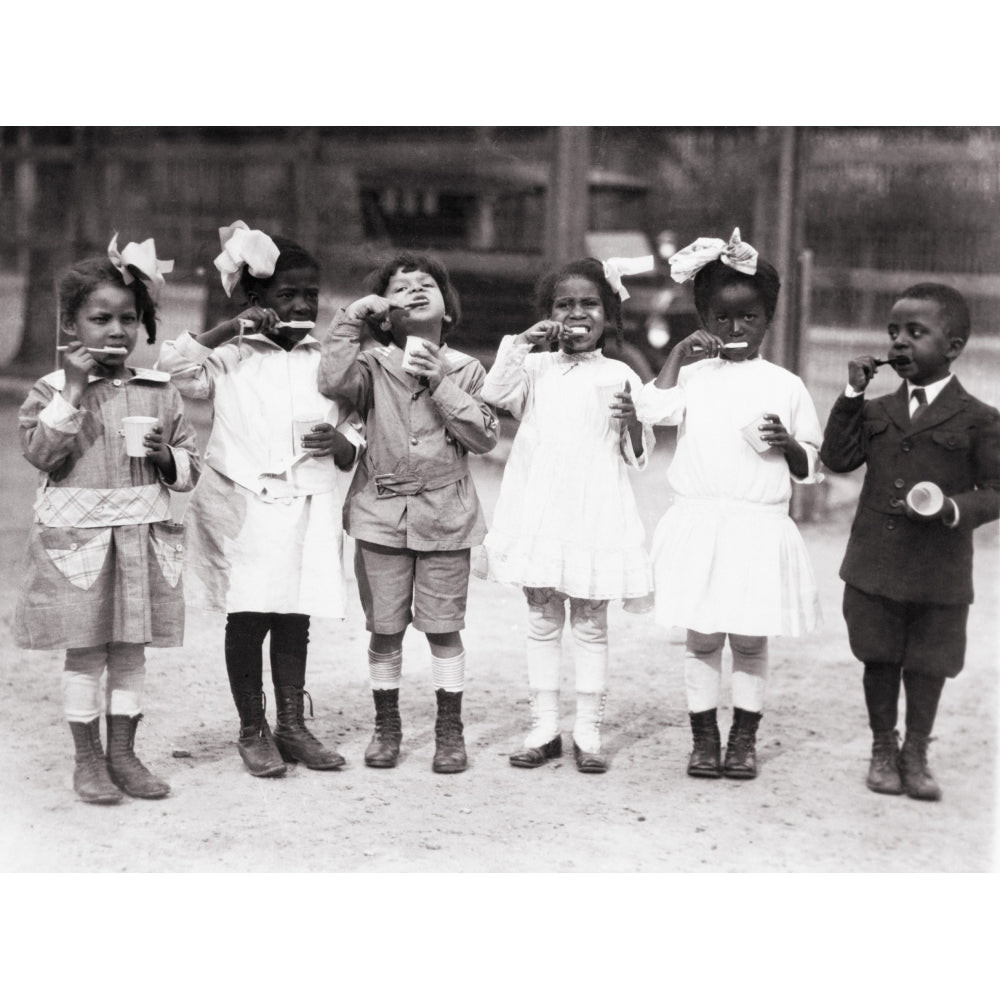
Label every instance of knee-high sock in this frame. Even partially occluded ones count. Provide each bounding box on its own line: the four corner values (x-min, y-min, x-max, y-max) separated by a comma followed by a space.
571, 599, 609, 753
106, 642, 146, 717
63, 646, 105, 723
730, 634, 768, 713
524, 592, 565, 744
431, 650, 465, 693
368, 647, 403, 690
863, 661, 902, 732
684, 630, 725, 713
903, 671, 946, 738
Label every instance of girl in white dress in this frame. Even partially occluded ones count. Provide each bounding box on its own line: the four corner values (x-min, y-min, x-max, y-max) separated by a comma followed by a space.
480, 257, 654, 773
635, 229, 823, 781
158, 223, 363, 778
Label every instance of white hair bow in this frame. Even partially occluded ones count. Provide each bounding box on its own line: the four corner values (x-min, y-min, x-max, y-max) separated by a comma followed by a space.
214, 220, 280, 298
602, 255, 655, 301
668, 227, 758, 284
107, 234, 174, 303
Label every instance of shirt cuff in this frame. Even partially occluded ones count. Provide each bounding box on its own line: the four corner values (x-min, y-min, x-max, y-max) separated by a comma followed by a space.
44, 390, 83, 428
176, 330, 216, 362
844, 384, 864, 398
942, 498, 960, 528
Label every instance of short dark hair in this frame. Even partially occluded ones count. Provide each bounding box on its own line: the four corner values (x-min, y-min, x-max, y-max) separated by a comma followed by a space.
897, 283, 971, 343
58, 256, 159, 343
239, 236, 320, 301
534, 257, 623, 350
365, 251, 461, 341
693, 257, 782, 324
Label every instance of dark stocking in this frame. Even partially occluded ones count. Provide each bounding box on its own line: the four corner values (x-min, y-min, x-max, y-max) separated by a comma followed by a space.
862, 661, 902, 732
269, 613, 310, 689
903, 672, 946, 738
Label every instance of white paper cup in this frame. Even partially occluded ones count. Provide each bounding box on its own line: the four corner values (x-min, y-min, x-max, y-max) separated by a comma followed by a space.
122, 416, 158, 457
401, 336, 429, 375
906, 481, 944, 518
741, 414, 771, 453
293, 413, 324, 455
596, 382, 625, 423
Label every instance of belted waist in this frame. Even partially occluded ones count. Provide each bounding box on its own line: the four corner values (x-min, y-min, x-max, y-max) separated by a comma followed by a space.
368, 455, 469, 498
34, 483, 171, 527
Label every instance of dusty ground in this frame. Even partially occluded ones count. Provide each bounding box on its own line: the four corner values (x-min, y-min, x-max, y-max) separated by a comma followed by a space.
0, 377, 997, 874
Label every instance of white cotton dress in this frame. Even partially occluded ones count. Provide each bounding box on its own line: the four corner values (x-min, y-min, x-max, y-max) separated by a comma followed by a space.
635, 356, 822, 636
478, 336, 654, 606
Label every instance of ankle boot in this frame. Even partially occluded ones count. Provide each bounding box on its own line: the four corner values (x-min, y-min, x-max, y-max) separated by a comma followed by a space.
432, 689, 467, 773
105, 714, 171, 799
69, 720, 123, 805
272, 686, 345, 770
866, 729, 903, 795
899, 733, 942, 801
236, 691, 286, 778
509, 690, 561, 768
687, 709, 722, 778
365, 688, 402, 768
723, 708, 762, 779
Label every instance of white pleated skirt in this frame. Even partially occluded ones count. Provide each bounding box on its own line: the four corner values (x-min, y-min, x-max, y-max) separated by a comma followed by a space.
650, 496, 820, 637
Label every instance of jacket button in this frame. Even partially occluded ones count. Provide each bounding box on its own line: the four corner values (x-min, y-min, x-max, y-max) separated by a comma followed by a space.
410, 437, 418, 446
412, 392, 420, 400
894, 478, 905, 488
901, 441, 912, 452
113, 379, 123, 387
887, 521, 896, 530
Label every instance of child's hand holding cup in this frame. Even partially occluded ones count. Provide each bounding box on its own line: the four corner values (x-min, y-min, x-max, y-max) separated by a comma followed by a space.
293, 413, 325, 455
122, 416, 159, 458
905, 481, 953, 522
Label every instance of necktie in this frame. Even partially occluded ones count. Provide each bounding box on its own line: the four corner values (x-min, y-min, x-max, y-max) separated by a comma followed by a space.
910, 387, 928, 421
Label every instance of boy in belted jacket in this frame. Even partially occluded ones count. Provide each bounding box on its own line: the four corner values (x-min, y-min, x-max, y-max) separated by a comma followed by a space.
821, 283, 1000, 801
319, 253, 498, 775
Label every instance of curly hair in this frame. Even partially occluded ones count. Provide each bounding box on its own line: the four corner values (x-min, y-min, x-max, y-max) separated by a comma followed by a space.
365, 251, 462, 342
58, 257, 159, 344
534, 257, 623, 350
692, 257, 782, 324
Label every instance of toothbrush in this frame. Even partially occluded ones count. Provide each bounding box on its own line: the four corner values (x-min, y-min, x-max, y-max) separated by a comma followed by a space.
238, 319, 315, 330
690, 341, 748, 353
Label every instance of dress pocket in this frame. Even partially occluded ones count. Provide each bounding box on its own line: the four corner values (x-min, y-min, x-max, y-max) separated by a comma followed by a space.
40, 527, 112, 591
149, 521, 185, 588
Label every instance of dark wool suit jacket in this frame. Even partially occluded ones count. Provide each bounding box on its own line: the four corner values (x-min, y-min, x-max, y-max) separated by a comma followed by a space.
820, 377, 1000, 605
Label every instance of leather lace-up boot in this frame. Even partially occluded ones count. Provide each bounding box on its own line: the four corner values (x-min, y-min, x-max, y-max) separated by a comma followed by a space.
365, 688, 402, 768
105, 714, 171, 799
687, 709, 722, 778
236, 691, 286, 778
432, 689, 467, 773
273, 686, 345, 770
723, 708, 762, 779
69, 719, 123, 805
866, 729, 903, 795
899, 733, 942, 801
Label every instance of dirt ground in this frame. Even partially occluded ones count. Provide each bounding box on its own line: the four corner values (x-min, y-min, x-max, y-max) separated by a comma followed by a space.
0, 383, 997, 874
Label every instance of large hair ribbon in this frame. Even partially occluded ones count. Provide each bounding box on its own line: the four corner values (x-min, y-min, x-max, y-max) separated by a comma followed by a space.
214, 220, 280, 298
668, 227, 758, 284
107, 234, 174, 302
602, 255, 655, 301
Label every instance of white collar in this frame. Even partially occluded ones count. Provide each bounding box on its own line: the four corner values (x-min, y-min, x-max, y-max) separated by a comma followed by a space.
907, 373, 952, 406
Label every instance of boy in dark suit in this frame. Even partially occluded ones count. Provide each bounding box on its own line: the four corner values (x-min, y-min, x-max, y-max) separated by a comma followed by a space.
821, 283, 1000, 801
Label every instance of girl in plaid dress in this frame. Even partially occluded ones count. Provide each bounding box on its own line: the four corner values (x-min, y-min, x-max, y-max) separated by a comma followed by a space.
15, 238, 200, 806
